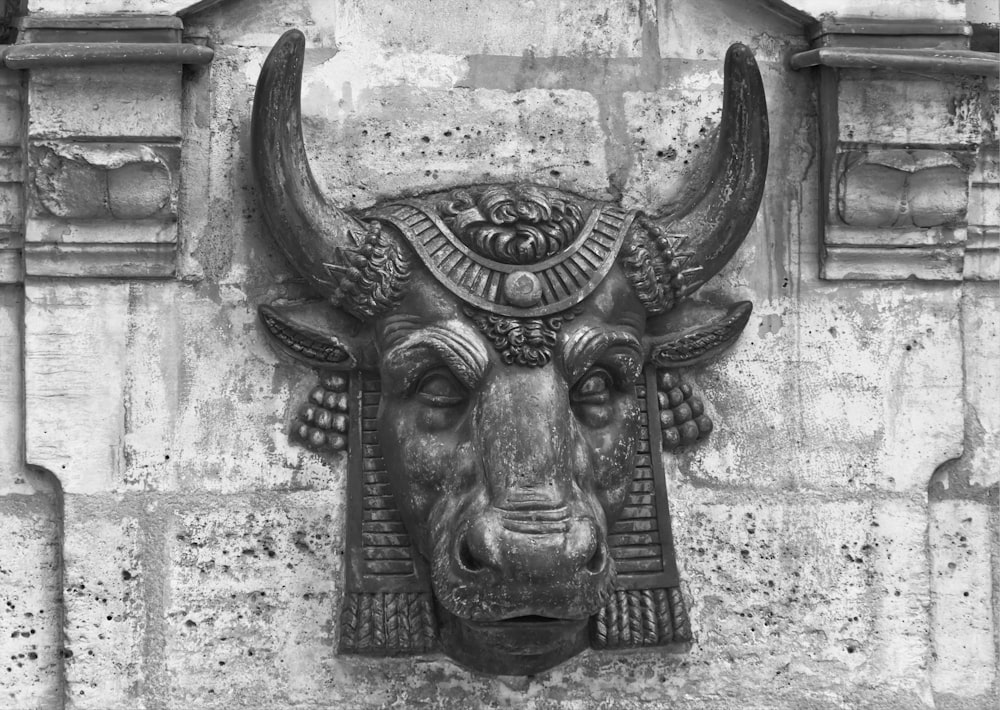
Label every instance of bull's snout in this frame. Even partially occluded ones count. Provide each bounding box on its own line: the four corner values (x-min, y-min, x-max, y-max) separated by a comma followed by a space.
459, 509, 608, 583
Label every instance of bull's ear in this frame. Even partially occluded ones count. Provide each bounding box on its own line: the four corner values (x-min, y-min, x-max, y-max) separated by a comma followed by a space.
646, 300, 752, 367
259, 301, 377, 370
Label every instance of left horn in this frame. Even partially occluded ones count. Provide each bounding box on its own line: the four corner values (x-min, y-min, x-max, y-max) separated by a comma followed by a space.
251, 29, 372, 294
648, 43, 769, 298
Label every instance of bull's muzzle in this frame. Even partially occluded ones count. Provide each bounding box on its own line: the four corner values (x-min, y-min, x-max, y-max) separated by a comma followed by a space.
460, 506, 608, 584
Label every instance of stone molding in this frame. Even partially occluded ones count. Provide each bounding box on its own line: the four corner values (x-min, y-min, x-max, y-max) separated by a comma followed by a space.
2, 13, 212, 282
792, 17, 999, 282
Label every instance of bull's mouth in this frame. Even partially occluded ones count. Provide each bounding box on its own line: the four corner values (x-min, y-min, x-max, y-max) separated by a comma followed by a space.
437, 606, 590, 674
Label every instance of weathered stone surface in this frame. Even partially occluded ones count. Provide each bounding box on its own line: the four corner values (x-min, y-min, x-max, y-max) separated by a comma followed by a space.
0, 496, 62, 710
675, 285, 963, 493
671, 490, 933, 695
930, 500, 996, 699
119, 282, 336, 493
658, 0, 808, 62
26, 0, 208, 12
24, 282, 129, 494
786, 0, 966, 20
822, 245, 965, 281
28, 66, 182, 140
837, 73, 984, 147
62, 498, 146, 710
0, 182, 23, 234
163, 492, 342, 707
961, 286, 1000, 488
189, 0, 642, 56
621, 61, 794, 214
0, 70, 22, 147
308, 85, 610, 204
0, 287, 27, 495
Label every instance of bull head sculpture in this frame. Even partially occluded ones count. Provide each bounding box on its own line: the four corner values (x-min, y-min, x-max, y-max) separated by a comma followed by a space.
252, 30, 767, 675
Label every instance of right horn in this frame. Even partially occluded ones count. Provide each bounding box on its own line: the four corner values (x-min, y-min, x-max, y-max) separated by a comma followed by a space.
648, 43, 769, 299
251, 30, 379, 299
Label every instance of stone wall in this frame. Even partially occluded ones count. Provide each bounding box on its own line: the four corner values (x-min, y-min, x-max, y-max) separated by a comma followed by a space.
0, 1, 996, 708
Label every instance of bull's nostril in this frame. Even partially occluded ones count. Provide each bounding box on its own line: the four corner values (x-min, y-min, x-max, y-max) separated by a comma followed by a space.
459, 538, 483, 573
586, 542, 607, 574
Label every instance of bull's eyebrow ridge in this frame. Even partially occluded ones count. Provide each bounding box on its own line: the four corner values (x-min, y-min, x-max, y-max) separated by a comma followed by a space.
382, 321, 490, 390
562, 325, 643, 383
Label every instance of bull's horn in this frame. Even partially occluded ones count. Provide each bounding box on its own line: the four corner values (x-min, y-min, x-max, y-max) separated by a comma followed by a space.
251, 29, 372, 294
650, 43, 769, 298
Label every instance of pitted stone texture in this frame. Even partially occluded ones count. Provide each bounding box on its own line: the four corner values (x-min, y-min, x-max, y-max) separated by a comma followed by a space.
674, 285, 963, 493
62, 500, 146, 710
189, 0, 642, 56
670, 490, 933, 695
0, 497, 62, 709
930, 500, 996, 699
307, 85, 609, 206
163, 492, 342, 708
621, 57, 806, 225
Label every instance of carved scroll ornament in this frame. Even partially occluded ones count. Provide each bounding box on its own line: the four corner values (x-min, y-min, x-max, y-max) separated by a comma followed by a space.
252, 30, 768, 675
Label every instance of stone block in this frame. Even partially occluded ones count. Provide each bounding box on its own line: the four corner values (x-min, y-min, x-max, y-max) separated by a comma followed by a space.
960, 285, 1000, 488
930, 500, 996, 697
787, 0, 966, 21
0, 182, 24, 231
28, 65, 182, 140
162, 492, 342, 708
0, 70, 22, 147
0, 287, 26, 494
967, 182, 1000, 229
670, 490, 932, 692
837, 72, 984, 147
677, 285, 963, 493
62, 497, 146, 709
0, 497, 62, 709
24, 282, 128, 494
27, 0, 196, 12
119, 282, 336, 493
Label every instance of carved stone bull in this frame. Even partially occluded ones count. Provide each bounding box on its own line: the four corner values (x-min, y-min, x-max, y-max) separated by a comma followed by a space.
252, 30, 767, 674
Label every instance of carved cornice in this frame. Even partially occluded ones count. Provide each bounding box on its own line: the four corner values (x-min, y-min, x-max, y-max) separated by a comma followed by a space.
4, 14, 213, 281
2, 42, 213, 68
792, 17, 999, 282
791, 47, 998, 75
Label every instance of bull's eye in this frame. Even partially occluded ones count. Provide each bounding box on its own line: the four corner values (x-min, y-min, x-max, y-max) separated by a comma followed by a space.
572, 368, 612, 405
415, 369, 467, 408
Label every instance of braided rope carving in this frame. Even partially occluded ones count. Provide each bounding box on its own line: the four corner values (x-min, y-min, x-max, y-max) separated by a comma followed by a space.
590, 587, 691, 649
339, 592, 437, 655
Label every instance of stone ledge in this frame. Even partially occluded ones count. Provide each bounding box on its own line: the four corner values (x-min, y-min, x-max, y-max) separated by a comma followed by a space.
23, 242, 175, 278
2, 42, 214, 69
